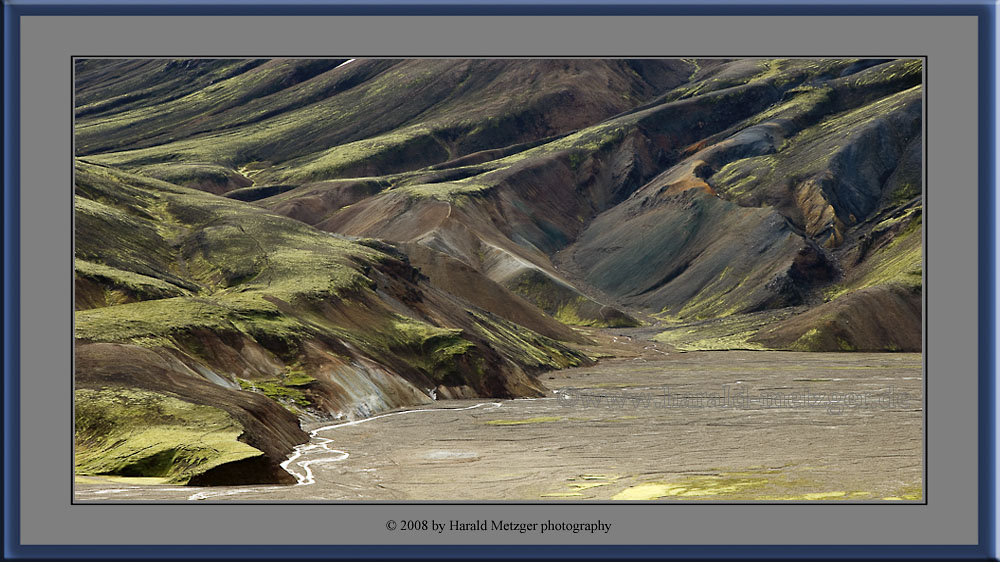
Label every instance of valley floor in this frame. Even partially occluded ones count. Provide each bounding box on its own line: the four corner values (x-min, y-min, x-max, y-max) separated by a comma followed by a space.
74, 331, 922, 502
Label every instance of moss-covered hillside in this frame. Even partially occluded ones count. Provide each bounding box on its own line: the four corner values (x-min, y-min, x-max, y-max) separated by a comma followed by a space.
75, 58, 922, 484
74, 161, 588, 484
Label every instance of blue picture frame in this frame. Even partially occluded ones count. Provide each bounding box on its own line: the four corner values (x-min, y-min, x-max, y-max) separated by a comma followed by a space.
4, 1, 996, 559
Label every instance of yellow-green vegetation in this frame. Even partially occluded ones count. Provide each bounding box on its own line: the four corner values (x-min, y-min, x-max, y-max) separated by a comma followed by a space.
75, 294, 306, 350
612, 473, 771, 500
386, 317, 477, 382
75, 387, 263, 483
784, 85, 920, 160
468, 310, 587, 370
824, 210, 922, 302
674, 265, 756, 320
890, 181, 920, 206
652, 309, 799, 351
710, 156, 776, 202
75, 162, 590, 413
75, 474, 169, 486
845, 58, 922, 89
73, 187, 192, 292
666, 59, 855, 103
74, 161, 384, 350
395, 180, 492, 201
553, 297, 638, 328
236, 376, 313, 410
357, 120, 630, 204
606, 468, 919, 501
391, 115, 630, 190
680, 58, 701, 82
75, 258, 191, 307
872, 207, 919, 232
73, 159, 602, 483
83, 64, 439, 174
139, 162, 249, 191
608, 468, 876, 501
74, 260, 181, 295
75, 160, 587, 400
663, 59, 771, 102
70, 58, 929, 499
282, 369, 317, 386
742, 85, 834, 129
750, 59, 798, 88
75, 161, 376, 293
547, 124, 628, 155
567, 151, 588, 170
273, 127, 438, 184
484, 416, 562, 426
711, 80, 922, 210
509, 269, 638, 328
836, 338, 857, 352
82, 59, 541, 185
747, 490, 877, 501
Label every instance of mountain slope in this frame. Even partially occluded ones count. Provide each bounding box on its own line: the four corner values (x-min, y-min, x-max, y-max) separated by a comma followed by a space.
74, 161, 589, 483
74, 57, 923, 484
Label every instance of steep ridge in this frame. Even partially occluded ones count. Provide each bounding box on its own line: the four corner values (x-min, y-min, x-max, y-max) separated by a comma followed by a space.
79, 59, 697, 185
74, 161, 589, 483
560, 59, 922, 345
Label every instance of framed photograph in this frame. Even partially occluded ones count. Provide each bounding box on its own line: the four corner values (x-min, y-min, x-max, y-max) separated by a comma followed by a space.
4, 1, 996, 559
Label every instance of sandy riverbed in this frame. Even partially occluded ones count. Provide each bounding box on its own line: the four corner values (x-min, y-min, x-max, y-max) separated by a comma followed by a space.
75, 336, 922, 502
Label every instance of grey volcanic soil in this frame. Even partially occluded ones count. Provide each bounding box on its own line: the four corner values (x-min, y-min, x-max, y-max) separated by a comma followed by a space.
75, 335, 922, 502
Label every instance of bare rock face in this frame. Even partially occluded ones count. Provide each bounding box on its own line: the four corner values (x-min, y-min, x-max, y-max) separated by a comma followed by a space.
74, 58, 922, 483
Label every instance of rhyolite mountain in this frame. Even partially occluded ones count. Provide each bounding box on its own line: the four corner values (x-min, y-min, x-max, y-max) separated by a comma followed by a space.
74, 58, 922, 484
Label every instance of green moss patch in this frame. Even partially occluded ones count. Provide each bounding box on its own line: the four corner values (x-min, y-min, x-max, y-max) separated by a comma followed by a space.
612, 474, 770, 500
76, 259, 191, 308
384, 317, 477, 383
468, 310, 588, 370
236, 377, 312, 410
824, 209, 922, 302
75, 387, 263, 484
139, 162, 252, 194
508, 269, 638, 328
653, 308, 800, 351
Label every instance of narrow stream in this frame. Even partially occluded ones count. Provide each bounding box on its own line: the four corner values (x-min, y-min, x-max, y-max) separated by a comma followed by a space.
75, 351, 923, 502
189, 401, 503, 501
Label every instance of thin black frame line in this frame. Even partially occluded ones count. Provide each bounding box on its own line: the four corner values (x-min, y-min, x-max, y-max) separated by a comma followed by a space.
71, 56, 77, 509
920, 53, 928, 506
73, 55, 927, 59
70, 55, 927, 506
